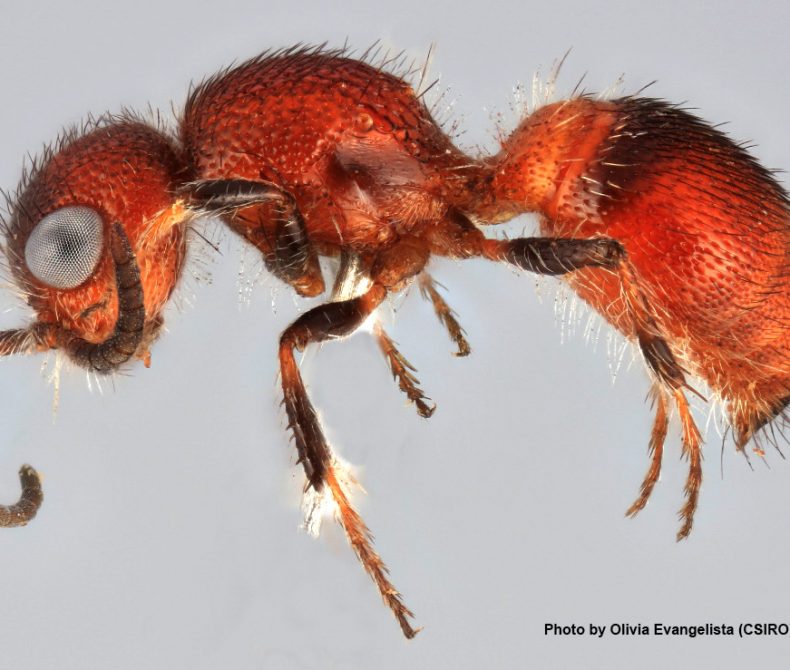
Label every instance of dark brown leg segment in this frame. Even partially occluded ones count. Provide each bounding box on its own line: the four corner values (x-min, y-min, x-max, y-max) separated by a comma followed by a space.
495, 236, 624, 274
187, 178, 325, 297
185, 178, 285, 211
424, 209, 624, 275
269, 202, 324, 297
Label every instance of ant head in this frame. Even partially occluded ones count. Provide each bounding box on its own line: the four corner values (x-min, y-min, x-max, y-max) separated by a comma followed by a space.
1, 117, 192, 372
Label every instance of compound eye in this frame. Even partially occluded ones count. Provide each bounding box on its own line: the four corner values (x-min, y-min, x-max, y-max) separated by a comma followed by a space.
24, 206, 104, 289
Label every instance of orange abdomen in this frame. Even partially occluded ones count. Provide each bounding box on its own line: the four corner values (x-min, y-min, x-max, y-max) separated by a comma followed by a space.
491, 97, 790, 437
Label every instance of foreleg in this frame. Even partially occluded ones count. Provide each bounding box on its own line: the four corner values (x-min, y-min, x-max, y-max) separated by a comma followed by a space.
186, 179, 325, 297
278, 237, 429, 639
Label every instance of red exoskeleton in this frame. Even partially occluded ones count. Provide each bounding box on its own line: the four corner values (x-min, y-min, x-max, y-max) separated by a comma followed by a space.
1, 45, 787, 637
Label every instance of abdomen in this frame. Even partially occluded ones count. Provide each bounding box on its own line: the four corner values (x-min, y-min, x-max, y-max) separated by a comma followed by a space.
490, 96, 790, 436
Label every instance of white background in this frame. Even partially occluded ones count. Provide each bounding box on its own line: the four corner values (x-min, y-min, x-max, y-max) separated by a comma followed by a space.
1, 1, 789, 668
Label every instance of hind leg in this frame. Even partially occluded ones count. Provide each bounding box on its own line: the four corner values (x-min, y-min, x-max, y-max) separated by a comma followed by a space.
618, 259, 705, 540
673, 389, 703, 540
626, 355, 703, 541
423, 208, 623, 276
426, 209, 706, 537
626, 385, 668, 518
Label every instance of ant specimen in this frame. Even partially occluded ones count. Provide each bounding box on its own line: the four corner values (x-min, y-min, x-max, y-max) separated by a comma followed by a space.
1, 45, 787, 638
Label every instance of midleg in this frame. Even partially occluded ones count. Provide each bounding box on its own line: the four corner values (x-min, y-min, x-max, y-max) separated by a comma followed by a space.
330, 251, 436, 419
374, 322, 435, 418
423, 209, 624, 274
618, 259, 705, 540
625, 385, 668, 518
418, 274, 471, 357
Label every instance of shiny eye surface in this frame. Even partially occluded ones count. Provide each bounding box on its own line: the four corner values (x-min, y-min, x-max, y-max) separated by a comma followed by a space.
24, 206, 104, 289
